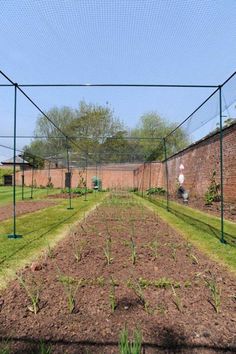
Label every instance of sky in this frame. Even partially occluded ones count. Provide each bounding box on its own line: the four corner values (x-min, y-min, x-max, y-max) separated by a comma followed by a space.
0, 0, 236, 161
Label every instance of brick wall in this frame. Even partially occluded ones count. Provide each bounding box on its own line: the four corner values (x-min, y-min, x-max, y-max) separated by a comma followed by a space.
15, 163, 140, 190
15, 124, 236, 202
134, 123, 236, 202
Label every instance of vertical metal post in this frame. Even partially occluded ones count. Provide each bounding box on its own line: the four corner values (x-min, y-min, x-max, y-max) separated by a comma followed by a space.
219, 86, 225, 243
141, 163, 144, 197
47, 161, 51, 196
21, 154, 25, 200
163, 138, 169, 211
30, 161, 34, 199
8, 84, 22, 238
149, 162, 152, 189
84, 153, 88, 201
66, 142, 73, 210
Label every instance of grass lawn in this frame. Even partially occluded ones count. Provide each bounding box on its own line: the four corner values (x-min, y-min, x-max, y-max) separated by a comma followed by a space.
0, 192, 106, 288
135, 194, 236, 274
0, 186, 60, 205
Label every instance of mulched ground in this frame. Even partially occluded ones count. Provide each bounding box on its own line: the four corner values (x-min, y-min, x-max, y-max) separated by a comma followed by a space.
170, 196, 236, 222
0, 200, 57, 222
0, 195, 236, 353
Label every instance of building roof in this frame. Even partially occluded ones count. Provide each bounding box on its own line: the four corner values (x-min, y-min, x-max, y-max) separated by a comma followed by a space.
1, 156, 30, 165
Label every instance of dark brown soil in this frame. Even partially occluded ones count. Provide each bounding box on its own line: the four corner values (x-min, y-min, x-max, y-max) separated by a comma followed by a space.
0, 196, 236, 353
0, 200, 57, 222
170, 196, 236, 222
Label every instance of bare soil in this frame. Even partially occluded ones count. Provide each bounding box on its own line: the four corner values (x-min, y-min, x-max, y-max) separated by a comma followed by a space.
0, 200, 57, 222
171, 196, 236, 222
0, 196, 236, 353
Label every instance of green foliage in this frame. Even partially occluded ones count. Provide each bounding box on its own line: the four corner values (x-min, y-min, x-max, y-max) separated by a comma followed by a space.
0, 168, 13, 185
39, 340, 52, 354
205, 274, 221, 313
146, 187, 166, 196
130, 237, 137, 265
109, 277, 117, 312
17, 274, 40, 314
58, 274, 81, 314
104, 236, 113, 265
119, 327, 142, 354
204, 170, 221, 205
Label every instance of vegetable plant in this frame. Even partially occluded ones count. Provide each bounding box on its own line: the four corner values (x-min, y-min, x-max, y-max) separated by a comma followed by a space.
104, 236, 113, 265
58, 275, 81, 314
205, 275, 221, 313
18, 274, 40, 314
109, 277, 117, 312
119, 327, 142, 354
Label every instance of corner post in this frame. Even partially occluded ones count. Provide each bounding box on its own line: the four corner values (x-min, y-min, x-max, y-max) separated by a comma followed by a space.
219, 85, 225, 243
163, 137, 169, 211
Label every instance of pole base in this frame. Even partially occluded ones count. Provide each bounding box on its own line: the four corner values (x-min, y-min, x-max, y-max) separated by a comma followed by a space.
67, 207, 74, 210
8, 234, 22, 239
220, 238, 226, 244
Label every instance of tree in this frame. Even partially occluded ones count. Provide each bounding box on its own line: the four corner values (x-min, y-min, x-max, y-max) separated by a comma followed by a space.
131, 112, 189, 160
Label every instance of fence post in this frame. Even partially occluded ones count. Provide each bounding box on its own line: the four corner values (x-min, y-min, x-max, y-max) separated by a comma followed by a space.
163, 138, 169, 211
66, 141, 73, 210
219, 85, 225, 243
8, 84, 22, 238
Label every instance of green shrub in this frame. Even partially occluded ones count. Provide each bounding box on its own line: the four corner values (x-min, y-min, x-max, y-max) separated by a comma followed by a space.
204, 170, 220, 205
146, 187, 166, 196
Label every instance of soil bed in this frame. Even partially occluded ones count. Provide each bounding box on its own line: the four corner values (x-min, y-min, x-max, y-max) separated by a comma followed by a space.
0, 194, 236, 353
170, 196, 236, 222
0, 200, 57, 222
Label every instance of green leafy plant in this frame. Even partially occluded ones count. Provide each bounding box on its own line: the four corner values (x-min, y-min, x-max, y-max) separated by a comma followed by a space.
153, 277, 180, 289
128, 279, 149, 313
109, 277, 117, 313
205, 275, 221, 313
72, 238, 87, 262
147, 239, 159, 259
0, 339, 11, 354
39, 340, 52, 354
204, 170, 221, 205
46, 242, 55, 259
130, 237, 137, 265
58, 275, 81, 314
17, 274, 40, 314
146, 187, 166, 196
104, 236, 113, 265
119, 327, 142, 354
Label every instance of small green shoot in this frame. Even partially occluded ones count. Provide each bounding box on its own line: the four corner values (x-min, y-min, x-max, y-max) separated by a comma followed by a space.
146, 239, 158, 259
104, 236, 113, 265
171, 285, 183, 312
130, 238, 137, 265
119, 326, 142, 354
73, 238, 87, 262
128, 279, 149, 313
109, 277, 117, 313
39, 340, 52, 354
205, 275, 221, 313
58, 275, 81, 314
17, 274, 40, 314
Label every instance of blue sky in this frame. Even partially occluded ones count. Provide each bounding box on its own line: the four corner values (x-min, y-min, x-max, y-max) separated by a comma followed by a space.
0, 0, 236, 160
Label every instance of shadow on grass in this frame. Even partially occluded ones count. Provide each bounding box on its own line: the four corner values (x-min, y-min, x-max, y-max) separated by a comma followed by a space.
0, 210, 80, 265
1, 325, 236, 353
147, 197, 236, 247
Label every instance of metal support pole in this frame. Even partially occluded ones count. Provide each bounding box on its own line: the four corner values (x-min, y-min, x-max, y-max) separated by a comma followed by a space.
30, 162, 34, 199
21, 154, 25, 200
163, 138, 169, 211
219, 86, 225, 243
47, 161, 51, 196
8, 84, 22, 238
84, 153, 88, 201
149, 162, 152, 189
66, 143, 73, 210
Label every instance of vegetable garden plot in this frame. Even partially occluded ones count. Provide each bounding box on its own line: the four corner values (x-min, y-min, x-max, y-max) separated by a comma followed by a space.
0, 193, 236, 354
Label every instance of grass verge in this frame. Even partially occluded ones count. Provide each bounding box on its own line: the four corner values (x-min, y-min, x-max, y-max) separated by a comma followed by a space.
0, 186, 60, 205
135, 194, 236, 274
0, 192, 106, 289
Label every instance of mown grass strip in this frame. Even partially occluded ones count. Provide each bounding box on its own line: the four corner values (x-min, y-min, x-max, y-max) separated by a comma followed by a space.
135, 194, 236, 274
0, 192, 106, 288
0, 186, 60, 205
